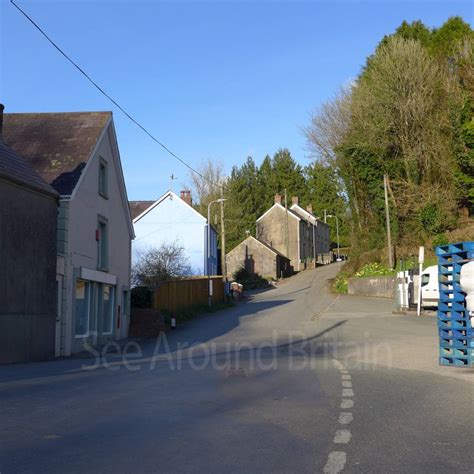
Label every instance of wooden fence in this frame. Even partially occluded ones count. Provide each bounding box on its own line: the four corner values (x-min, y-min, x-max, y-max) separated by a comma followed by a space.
153, 276, 224, 313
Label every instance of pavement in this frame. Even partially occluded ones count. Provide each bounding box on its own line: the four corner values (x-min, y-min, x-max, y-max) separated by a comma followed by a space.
0, 264, 473, 473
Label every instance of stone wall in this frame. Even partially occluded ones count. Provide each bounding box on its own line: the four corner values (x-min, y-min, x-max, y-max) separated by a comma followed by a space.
348, 276, 396, 299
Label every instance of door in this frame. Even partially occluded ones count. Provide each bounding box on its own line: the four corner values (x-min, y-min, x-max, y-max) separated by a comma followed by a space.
55, 275, 62, 357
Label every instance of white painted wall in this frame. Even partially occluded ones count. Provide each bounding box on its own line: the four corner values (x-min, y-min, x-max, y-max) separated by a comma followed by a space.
62, 121, 133, 354
133, 192, 217, 275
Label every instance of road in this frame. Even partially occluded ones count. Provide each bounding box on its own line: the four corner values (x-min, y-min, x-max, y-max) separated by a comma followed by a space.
1, 264, 473, 473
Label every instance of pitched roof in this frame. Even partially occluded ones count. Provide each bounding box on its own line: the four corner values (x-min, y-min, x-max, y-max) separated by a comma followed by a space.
132, 190, 207, 224
129, 200, 155, 220
290, 204, 317, 224
250, 236, 290, 259
0, 136, 59, 198
2, 111, 111, 195
256, 202, 301, 223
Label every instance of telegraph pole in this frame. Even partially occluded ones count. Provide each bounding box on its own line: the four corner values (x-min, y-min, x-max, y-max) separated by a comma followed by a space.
220, 189, 226, 281
384, 173, 393, 269
284, 188, 289, 259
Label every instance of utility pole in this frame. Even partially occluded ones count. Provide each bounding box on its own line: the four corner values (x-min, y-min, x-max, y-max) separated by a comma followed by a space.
284, 189, 289, 259
220, 189, 226, 282
384, 173, 393, 269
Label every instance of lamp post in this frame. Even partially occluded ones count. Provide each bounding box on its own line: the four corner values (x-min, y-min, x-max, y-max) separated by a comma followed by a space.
207, 198, 226, 306
326, 214, 340, 261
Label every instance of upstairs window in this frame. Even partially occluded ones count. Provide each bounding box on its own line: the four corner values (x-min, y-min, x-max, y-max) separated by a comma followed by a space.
99, 158, 108, 198
97, 217, 108, 271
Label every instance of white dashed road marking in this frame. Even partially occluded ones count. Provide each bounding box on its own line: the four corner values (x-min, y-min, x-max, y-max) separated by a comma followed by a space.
322, 359, 355, 473
323, 452, 347, 474
333, 429, 352, 444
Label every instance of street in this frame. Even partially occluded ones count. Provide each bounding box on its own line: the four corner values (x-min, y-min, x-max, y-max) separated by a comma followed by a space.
1, 264, 473, 473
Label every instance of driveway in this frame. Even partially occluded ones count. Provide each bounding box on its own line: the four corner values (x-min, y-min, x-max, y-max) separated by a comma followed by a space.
0, 264, 472, 473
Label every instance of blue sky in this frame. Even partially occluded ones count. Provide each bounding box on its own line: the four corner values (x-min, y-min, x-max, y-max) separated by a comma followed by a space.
1, 0, 472, 200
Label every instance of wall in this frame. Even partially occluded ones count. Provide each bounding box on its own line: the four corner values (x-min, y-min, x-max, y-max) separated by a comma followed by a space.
0, 179, 58, 363
133, 193, 214, 275
65, 123, 132, 355
348, 276, 396, 298
226, 237, 279, 279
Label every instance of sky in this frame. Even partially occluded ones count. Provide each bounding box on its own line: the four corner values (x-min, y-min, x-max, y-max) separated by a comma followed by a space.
1, 0, 472, 200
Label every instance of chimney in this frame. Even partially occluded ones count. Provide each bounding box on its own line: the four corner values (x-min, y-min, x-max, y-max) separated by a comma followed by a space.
180, 190, 192, 206
292, 196, 298, 206
0, 104, 4, 135
306, 204, 313, 214
274, 194, 282, 205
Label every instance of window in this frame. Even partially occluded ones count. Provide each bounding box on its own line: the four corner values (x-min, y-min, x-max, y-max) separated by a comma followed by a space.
99, 158, 108, 198
421, 274, 430, 287
75, 280, 91, 337
101, 285, 115, 334
98, 217, 108, 270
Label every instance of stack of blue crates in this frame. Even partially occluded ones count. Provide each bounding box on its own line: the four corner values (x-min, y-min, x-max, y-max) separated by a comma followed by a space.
436, 242, 474, 368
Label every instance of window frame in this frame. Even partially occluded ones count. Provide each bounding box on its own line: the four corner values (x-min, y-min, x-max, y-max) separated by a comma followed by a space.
99, 157, 108, 199
100, 284, 115, 335
74, 280, 91, 338
97, 215, 109, 271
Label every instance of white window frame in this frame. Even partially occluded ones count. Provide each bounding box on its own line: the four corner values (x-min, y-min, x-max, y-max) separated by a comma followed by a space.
101, 284, 115, 335
74, 280, 91, 338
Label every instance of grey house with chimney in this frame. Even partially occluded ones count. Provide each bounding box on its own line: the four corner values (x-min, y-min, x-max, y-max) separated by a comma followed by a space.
0, 106, 59, 363
3, 111, 134, 357
256, 195, 330, 272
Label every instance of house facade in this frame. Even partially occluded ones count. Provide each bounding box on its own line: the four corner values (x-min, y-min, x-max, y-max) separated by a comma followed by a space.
256, 194, 330, 272
3, 111, 134, 356
225, 236, 291, 280
131, 190, 218, 276
0, 107, 59, 363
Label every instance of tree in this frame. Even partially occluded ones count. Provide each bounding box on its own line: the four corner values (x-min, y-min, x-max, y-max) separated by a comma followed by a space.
132, 242, 191, 287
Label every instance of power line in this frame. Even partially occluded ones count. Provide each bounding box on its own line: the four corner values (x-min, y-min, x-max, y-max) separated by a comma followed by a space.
10, 0, 211, 184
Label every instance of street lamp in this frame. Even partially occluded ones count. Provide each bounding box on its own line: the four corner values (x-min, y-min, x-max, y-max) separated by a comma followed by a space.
207, 199, 226, 306
326, 214, 340, 261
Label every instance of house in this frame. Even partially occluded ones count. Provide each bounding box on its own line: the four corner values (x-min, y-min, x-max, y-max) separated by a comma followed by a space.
0, 105, 59, 363
131, 190, 218, 276
225, 236, 291, 280
3, 111, 134, 356
256, 194, 330, 272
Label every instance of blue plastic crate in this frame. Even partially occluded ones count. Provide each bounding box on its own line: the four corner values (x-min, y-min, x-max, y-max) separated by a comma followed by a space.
439, 327, 473, 339
439, 337, 474, 349
439, 281, 465, 292
437, 309, 470, 320
438, 301, 467, 312
440, 347, 474, 358
438, 319, 471, 330
438, 263, 465, 275
439, 291, 467, 303
439, 356, 473, 368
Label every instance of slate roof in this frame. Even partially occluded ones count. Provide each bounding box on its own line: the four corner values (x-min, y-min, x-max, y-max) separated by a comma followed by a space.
2, 112, 111, 195
0, 136, 59, 198
252, 236, 290, 260
129, 200, 155, 220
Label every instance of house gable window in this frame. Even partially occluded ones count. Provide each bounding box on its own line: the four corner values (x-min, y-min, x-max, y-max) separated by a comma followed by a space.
75, 280, 91, 337
97, 216, 108, 271
99, 157, 108, 198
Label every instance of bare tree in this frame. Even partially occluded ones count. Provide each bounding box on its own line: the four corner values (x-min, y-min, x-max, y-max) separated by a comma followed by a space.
132, 242, 191, 287
188, 159, 226, 208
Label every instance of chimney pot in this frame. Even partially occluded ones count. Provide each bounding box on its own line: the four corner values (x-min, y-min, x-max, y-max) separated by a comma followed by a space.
180, 190, 192, 206
292, 196, 298, 206
274, 194, 282, 205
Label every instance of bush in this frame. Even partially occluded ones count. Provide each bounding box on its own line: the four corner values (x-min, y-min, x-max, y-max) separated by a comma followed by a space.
131, 286, 153, 308
233, 266, 269, 290
354, 262, 395, 278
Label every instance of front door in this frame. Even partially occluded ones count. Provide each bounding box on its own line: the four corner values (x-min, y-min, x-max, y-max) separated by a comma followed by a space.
55, 275, 62, 357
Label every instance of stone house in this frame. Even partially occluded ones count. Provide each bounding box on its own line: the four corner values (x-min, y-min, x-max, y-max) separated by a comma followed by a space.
0, 106, 59, 363
225, 236, 291, 280
3, 111, 134, 357
130, 190, 218, 276
256, 194, 330, 272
